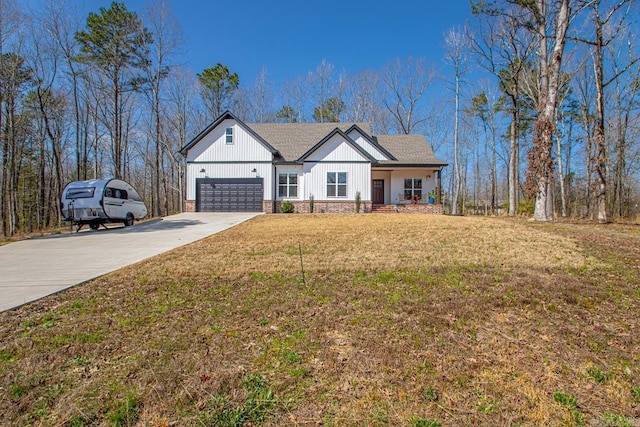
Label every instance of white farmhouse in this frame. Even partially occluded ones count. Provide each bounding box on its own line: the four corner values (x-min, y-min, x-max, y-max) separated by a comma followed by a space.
180, 111, 447, 213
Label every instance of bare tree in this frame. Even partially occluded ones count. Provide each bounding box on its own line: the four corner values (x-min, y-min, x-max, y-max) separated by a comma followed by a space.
140, 0, 183, 217
28, 13, 69, 227
380, 57, 433, 134
472, 3, 536, 216
308, 59, 335, 123
608, 29, 640, 217
279, 76, 309, 123
252, 66, 273, 123
521, 0, 572, 221
0, 0, 28, 237
343, 69, 379, 124
444, 25, 472, 215
571, 0, 638, 222
166, 66, 203, 211
470, 87, 500, 214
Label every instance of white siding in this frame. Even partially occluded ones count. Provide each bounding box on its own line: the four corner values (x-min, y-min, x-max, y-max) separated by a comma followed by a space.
275, 165, 304, 201
347, 130, 391, 161
186, 119, 272, 162
186, 163, 273, 200
304, 162, 371, 201
389, 169, 437, 203
305, 134, 369, 162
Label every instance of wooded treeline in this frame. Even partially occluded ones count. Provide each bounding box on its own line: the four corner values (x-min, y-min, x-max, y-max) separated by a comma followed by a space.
1, 0, 638, 237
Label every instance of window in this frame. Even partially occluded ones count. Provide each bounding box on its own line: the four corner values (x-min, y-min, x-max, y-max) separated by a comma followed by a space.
106, 187, 128, 200
327, 172, 347, 197
278, 173, 298, 198
66, 187, 95, 199
404, 178, 422, 200
225, 127, 233, 144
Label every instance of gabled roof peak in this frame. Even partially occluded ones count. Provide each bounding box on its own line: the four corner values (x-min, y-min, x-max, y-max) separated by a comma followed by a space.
296, 127, 377, 162
179, 111, 279, 156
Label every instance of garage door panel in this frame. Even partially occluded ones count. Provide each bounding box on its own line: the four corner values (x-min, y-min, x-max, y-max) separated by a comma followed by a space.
196, 178, 263, 212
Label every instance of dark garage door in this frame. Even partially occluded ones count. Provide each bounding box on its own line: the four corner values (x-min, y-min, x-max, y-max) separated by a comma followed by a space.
196, 178, 264, 212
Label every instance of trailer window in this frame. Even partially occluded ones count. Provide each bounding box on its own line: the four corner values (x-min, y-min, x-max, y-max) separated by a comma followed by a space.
106, 187, 128, 200
66, 187, 95, 199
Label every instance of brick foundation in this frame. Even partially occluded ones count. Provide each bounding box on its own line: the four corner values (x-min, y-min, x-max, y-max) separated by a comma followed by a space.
395, 203, 443, 214
275, 200, 371, 214
262, 200, 275, 213
184, 199, 443, 214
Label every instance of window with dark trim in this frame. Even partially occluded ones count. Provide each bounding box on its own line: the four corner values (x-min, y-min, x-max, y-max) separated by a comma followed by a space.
225, 127, 233, 144
404, 178, 422, 200
278, 173, 298, 198
327, 172, 347, 197
66, 187, 95, 199
106, 187, 128, 200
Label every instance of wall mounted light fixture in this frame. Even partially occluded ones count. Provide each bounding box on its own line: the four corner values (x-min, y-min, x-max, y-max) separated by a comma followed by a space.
200, 168, 206, 173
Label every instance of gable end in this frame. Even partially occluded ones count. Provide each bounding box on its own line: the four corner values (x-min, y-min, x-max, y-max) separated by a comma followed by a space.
179, 111, 279, 156
297, 128, 378, 163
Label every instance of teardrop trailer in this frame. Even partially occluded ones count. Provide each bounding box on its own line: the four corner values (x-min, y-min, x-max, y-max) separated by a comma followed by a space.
60, 179, 148, 231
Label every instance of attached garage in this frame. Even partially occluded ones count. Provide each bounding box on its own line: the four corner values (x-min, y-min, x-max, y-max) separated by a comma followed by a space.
196, 178, 264, 212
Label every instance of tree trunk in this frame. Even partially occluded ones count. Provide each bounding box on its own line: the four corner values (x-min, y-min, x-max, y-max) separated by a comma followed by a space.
556, 120, 567, 217
531, 0, 570, 222
491, 118, 497, 215
452, 73, 461, 215
508, 101, 519, 216
592, 5, 608, 223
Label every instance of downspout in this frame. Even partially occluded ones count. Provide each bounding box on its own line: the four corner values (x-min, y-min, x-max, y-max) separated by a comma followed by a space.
272, 158, 277, 213
437, 168, 443, 205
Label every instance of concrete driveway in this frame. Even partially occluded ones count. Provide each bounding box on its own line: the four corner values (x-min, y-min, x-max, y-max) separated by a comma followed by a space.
0, 212, 259, 312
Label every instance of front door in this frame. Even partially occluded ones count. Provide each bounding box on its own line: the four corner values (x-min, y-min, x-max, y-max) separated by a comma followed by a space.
372, 179, 384, 204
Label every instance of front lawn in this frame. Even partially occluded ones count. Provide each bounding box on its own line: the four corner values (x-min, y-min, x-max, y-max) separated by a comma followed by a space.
1, 214, 638, 426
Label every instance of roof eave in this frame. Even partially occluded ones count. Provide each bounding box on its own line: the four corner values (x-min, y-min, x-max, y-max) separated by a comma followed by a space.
373, 162, 449, 168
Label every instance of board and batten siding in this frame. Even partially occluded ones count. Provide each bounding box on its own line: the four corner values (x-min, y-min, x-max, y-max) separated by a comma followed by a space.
304, 162, 371, 201
347, 130, 391, 161
186, 119, 273, 163
186, 163, 273, 200
305, 134, 370, 162
185, 118, 275, 200
275, 165, 304, 201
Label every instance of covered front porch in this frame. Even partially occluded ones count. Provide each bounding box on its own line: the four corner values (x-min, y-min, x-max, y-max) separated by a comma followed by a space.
371, 167, 444, 213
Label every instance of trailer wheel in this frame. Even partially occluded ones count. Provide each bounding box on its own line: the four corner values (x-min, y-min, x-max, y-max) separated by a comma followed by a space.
90, 223, 100, 230
124, 213, 134, 227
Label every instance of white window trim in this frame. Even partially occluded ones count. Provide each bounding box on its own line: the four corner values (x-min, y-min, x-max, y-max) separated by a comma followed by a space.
278, 173, 298, 199
327, 172, 347, 198
403, 178, 423, 199
225, 127, 234, 144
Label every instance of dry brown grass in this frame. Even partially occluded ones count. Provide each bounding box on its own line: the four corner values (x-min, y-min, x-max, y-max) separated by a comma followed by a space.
1, 214, 639, 426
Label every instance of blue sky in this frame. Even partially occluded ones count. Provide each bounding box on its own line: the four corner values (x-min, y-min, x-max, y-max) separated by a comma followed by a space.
82, 0, 475, 85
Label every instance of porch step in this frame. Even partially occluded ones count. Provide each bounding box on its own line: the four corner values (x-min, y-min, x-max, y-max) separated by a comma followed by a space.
371, 204, 397, 213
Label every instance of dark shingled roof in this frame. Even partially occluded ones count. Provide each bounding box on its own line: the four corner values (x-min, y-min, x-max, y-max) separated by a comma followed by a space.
247, 123, 446, 166
375, 135, 446, 165
247, 123, 370, 161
